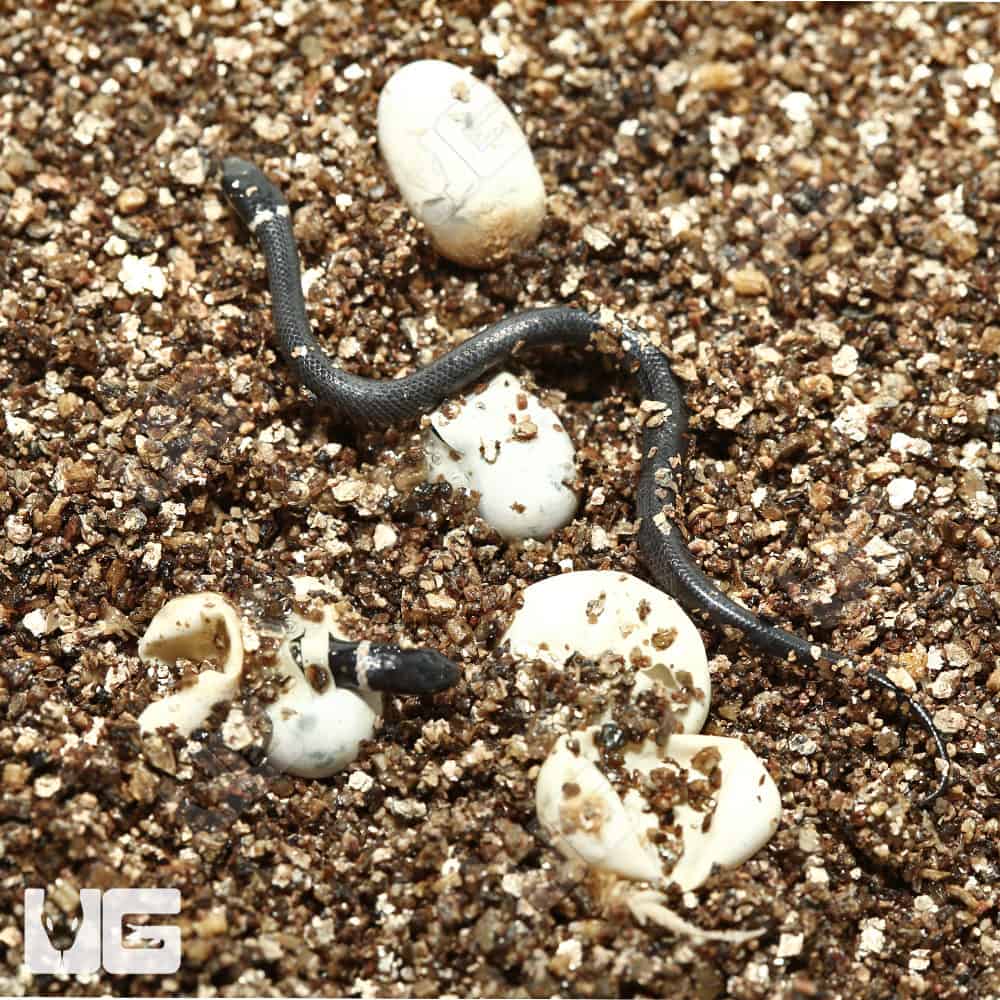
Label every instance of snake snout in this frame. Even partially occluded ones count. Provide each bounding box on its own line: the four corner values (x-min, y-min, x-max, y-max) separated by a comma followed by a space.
417, 649, 461, 693
220, 157, 283, 229
220, 157, 269, 209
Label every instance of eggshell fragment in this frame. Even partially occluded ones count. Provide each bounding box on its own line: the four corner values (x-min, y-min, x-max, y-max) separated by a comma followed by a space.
425, 372, 577, 541
535, 732, 662, 884
137, 593, 244, 737
622, 732, 782, 891
503, 570, 711, 733
377, 59, 546, 267
536, 725, 780, 938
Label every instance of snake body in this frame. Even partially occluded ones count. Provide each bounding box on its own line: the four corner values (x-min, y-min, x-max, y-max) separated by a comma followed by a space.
221, 156, 949, 804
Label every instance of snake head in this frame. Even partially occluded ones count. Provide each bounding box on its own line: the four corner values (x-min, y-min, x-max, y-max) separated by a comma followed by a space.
220, 157, 287, 228
382, 647, 461, 695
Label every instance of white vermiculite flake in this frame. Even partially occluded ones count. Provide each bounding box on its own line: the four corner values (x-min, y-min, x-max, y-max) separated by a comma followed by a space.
119, 253, 167, 298
779, 91, 814, 123
887, 476, 917, 509
891, 432, 933, 457
22, 608, 52, 637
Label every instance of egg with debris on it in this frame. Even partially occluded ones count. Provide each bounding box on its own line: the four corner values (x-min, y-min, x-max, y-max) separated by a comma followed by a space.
425, 372, 577, 541
137, 581, 381, 779
535, 726, 781, 940
137, 592, 245, 738
502, 570, 712, 734
377, 59, 546, 268
263, 578, 381, 779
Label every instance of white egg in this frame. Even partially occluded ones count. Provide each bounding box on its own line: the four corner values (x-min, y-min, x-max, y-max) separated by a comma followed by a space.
503, 570, 711, 733
425, 372, 577, 541
377, 59, 546, 268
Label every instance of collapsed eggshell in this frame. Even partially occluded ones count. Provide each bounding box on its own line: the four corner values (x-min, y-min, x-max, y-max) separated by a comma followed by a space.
425, 372, 577, 541
137, 593, 244, 737
264, 577, 381, 779
536, 726, 780, 939
622, 732, 782, 891
502, 570, 711, 733
377, 59, 546, 268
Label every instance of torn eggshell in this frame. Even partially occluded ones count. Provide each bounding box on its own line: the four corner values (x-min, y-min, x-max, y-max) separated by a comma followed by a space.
424, 372, 577, 541
503, 570, 711, 734
536, 727, 781, 893
137, 593, 244, 738
264, 577, 381, 779
536, 729, 661, 883
621, 732, 782, 891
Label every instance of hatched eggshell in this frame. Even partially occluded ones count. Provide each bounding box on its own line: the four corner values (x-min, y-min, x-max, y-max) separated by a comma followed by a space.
377, 59, 545, 268
503, 570, 710, 733
536, 726, 782, 892
425, 372, 577, 541
138, 593, 244, 738
623, 733, 782, 890
265, 578, 381, 778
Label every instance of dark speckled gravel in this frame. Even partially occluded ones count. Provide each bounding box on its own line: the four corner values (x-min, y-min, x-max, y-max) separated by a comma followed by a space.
1, 3, 998, 998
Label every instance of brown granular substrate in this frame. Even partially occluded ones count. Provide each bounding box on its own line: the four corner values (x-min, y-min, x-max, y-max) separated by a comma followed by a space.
1, 2, 998, 997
